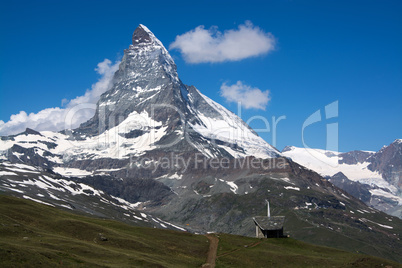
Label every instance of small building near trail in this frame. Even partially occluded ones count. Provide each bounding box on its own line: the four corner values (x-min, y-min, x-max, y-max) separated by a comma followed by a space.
253, 215, 285, 238
253, 200, 285, 238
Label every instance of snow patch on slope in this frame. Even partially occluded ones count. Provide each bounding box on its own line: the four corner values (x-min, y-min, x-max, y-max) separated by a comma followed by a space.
370, 189, 402, 205
0, 171, 18, 176
284, 186, 300, 191
53, 167, 93, 177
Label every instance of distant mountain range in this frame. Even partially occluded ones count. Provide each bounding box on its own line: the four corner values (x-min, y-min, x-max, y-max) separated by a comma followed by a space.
1, 25, 401, 263
282, 139, 402, 218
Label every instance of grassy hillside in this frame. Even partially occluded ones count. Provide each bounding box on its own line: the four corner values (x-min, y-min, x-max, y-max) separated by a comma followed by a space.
0, 195, 400, 267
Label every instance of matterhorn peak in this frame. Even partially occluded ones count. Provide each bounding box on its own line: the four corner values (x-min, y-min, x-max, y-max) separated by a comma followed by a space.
131, 24, 165, 49
73, 24, 280, 159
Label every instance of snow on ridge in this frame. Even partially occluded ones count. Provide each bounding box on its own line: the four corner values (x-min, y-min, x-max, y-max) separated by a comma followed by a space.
155, 217, 187, 232
284, 146, 400, 199
1, 110, 168, 164
22, 195, 55, 207
5, 167, 40, 174
129, 25, 178, 83
111, 195, 144, 210
279, 177, 294, 184
7, 163, 39, 171
189, 89, 279, 159
219, 178, 238, 194
226, 181, 238, 194
2, 187, 24, 193
360, 217, 394, 229
284, 186, 300, 191
0, 171, 18, 176
282, 146, 388, 189
370, 189, 402, 205
376, 223, 393, 229
169, 173, 183, 180
6, 175, 105, 198
0, 132, 57, 152
155, 173, 183, 181
138, 24, 164, 48
53, 167, 93, 177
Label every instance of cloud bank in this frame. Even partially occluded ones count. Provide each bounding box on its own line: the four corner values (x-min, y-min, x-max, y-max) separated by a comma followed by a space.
220, 81, 271, 110
170, 21, 276, 63
0, 59, 120, 136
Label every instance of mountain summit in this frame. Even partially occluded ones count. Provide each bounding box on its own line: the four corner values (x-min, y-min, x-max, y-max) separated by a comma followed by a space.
132, 24, 161, 46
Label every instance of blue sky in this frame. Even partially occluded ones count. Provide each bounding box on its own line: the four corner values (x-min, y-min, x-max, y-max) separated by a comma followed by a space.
0, 0, 401, 152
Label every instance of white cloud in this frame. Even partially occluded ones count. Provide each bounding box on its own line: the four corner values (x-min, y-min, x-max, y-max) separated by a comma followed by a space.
220, 81, 270, 110
0, 59, 120, 136
170, 21, 276, 63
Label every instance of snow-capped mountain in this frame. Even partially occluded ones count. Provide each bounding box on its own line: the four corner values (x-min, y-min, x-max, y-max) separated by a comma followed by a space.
0, 24, 279, 178
282, 139, 402, 218
75, 24, 280, 161
1, 25, 402, 262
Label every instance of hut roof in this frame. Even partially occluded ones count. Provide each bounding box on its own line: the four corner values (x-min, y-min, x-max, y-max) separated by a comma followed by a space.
253, 216, 285, 230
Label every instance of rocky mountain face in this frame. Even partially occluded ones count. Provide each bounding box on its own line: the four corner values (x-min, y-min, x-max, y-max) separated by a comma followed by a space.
282, 139, 402, 219
326, 172, 372, 203
1, 25, 402, 262
338, 150, 374, 165
368, 139, 402, 190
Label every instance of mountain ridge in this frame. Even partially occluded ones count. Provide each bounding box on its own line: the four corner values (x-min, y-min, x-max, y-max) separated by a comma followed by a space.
282, 139, 402, 218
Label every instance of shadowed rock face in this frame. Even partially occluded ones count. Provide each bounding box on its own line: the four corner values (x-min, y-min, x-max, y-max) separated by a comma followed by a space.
132, 24, 153, 45
338, 150, 374, 165
327, 172, 372, 203
368, 140, 402, 189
